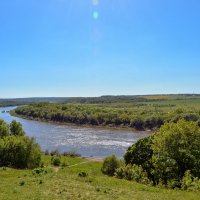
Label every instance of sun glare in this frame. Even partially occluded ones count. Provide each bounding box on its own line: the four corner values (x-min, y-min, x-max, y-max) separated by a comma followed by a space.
92, 0, 99, 6
93, 11, 99, 19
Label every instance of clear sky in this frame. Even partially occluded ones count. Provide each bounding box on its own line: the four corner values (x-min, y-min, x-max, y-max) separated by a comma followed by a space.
0, 0, 200, 98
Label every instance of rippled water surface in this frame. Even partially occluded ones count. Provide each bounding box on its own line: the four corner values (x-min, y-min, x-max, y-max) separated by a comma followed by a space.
0, 107, 148, 158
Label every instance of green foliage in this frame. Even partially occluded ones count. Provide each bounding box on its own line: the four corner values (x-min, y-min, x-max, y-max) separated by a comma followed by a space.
62, 151, 81, 157
124, 120, 200, 188
152, 120, 200, 180
10, 120, 25, 136
14, 103, 165, 130
13, 95, 200, 131
124, 136, 154, 181
124, 136, 153, 168
0, 136, 41, 169
1, 156, 200, 200
0, 120, 41, 169
19, 180, 25, 186
50, 149, 60, 156
181, 170, 200, 192
51, 156, 61, 166
101, 155, 120, 176
32, 167, 47, 175
0, 120, 10, 138
115, 164, 150, 184
78, 171, 88, 177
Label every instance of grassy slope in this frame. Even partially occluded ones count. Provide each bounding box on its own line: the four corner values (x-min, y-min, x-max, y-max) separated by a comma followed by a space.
0, 156, 199, 200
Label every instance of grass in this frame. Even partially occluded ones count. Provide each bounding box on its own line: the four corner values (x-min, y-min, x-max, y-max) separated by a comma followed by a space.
0, 156, 199, 200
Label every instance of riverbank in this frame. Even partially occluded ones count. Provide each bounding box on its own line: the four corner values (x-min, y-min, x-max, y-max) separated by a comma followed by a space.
1, 107, 148, 158
0, 155, 198, 200
10, 110, 154, 134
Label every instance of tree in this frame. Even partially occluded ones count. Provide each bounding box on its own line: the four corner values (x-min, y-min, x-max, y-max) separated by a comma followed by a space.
124, 136, 154, 181
152, 120, 200, 181
10, 120, 25, 136
0, 120, 10, 138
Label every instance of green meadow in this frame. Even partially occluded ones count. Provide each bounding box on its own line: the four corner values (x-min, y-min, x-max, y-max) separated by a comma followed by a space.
0, 155, 199, 200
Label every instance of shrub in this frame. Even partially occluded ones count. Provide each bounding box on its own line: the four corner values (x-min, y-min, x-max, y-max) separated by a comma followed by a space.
32, 167, 47, 175
0, 120, 42, 169
50, 150, 60, 156
181, 170, 200, 192
19, 180, 25, 186
44, 150, 49, 155
62, 151, 81, 157
78, 171, 88, 177
51, 156, 61, 166
101, 155, 120, 176
0, 136, 41, 169
61, 159, 69, 167
115, 164, 150, 184
130, 117, 144, 130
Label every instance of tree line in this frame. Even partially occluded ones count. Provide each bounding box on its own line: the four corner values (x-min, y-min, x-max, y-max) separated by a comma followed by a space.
14, 103, 200, 130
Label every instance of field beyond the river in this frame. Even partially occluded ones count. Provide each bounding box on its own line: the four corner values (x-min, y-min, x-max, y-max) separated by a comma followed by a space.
0, 156, 199, 200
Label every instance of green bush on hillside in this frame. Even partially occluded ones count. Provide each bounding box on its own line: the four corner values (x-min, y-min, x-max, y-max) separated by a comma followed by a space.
115, 164, 150, 184
101, 155, 121, 176
115, 120, 200, 190
51, 156, 61, 166
0, 120, 41, 169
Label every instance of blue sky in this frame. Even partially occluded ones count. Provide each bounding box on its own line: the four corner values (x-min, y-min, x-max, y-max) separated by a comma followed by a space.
0, 0, 200, 98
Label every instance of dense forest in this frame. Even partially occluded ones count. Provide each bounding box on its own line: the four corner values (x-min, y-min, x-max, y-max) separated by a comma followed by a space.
13, 95, 200, 130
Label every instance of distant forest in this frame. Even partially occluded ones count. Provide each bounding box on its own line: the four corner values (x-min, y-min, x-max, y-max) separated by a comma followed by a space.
1, 94, 200, 106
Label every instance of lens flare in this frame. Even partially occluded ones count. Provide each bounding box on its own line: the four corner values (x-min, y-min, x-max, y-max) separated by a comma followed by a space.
92, 0, 99, 6
93, 11, 99, 19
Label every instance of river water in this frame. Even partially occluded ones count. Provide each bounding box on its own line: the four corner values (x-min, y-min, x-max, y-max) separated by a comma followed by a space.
0, 106, 148, 158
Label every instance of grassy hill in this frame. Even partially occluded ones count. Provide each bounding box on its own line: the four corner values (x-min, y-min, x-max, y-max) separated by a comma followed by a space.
0, 155, 199, 200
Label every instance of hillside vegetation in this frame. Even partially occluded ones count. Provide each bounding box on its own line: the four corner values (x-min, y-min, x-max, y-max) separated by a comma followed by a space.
0, 155, 199, 200
13, 94, 200, 131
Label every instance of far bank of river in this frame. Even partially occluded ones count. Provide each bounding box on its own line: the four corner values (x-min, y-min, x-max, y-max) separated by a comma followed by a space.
0, 106, 149, 158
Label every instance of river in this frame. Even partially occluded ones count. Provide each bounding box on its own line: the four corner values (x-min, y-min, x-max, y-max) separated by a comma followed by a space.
0, 106, 148, 158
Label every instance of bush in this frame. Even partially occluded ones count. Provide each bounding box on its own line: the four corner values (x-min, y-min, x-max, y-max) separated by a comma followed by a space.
181, 170, 200, 192
32, 167, 47, 175
78, 171, 88, 177
44, 150, 49, 155
0, 120, 42, 169
0, 136, 41, 169
62, 151, 81, 157
19, 180, 25, 186
101, 155, 120, 176
51, 156, 61, 166
61, 159, 69, 167
130, 117, 144, 130
50, 150, 60, 156
115, 164, 150, 184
